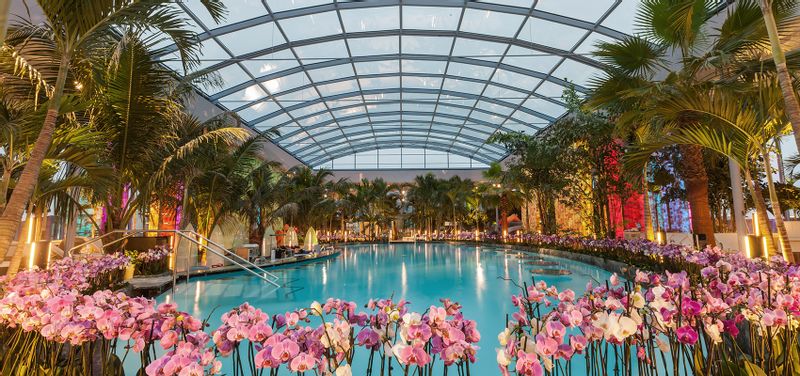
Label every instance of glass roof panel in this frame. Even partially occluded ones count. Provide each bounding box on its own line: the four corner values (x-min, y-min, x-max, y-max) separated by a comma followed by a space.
348, 36, 400, 56
404, 103, 438, 113
293, 40, 350, 64
216, 23, 285, 56
483, 85, 526, 105
184, 0, 267, 28
402, 60, 447, 75
267, 0, 330, 13
332, 106, 367, 119
518, 16, 588, 51
535, 0, 616, 23
401, 76, 442, 89
600, 0, 640, 35
442, 78, 486, 94
402, 6, 461, 30
359, 76, 401, 90
509, 109, 550, 124
211, 65, 252, 93
522, 98, 567, 118
237, 100, 282, 122
266, 71, 309, 94
459, 9, 526, 38
491, 68, 541, 91
551, 59, 604, 86
476, 100, 515, 116
536, 80, 568, 99
157, 0, 649, 169
341, 6, 400, 32
502, 46, 563, 72
279, 11, 342, 40
307, 65, 356, 83
451, 38, 507, 62
317, 80, 358, 96
241, 50, 299, 78
401, 36, 454, 55
354, 60, 400, 75
218, 84, 268, 106
446, 62, 495, 81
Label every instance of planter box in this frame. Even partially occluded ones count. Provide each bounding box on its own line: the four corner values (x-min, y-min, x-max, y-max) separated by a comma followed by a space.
123, 236, 170, 251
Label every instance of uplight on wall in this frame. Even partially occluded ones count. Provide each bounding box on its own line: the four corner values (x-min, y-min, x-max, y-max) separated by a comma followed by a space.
655, 230, 666, 245
745, 213, 767, 259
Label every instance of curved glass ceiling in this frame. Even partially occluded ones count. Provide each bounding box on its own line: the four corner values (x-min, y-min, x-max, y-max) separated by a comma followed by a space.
156, 0, 640, 169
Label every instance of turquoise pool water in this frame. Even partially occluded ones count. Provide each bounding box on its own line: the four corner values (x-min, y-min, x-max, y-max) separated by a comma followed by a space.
158, 242, 613, 374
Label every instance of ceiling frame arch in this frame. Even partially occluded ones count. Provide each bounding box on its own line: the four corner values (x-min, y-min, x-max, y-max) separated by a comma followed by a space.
159, 0, 645, 169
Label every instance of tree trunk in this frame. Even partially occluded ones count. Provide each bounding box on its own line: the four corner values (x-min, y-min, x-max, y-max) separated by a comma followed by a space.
61, 188, 81, 254
745, 168, 777, 257
761, 148, 794, 262
642, 169, 654, 241
760, 0, 800, 153
678, 144, 716, 246
0, 168, 11, 209
0, 0, 10, 44
1, 56, 69, 275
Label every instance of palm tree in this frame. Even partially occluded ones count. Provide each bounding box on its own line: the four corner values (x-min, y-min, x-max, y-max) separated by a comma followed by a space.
153, 111, 252, 233
625, 81, 794, 261
758, 0, 800, 151
443, 176, 474, 233
283, 166, 334, 231
186, 135, 277, 263
0, 0, 225, 263
408, 174, 442, 235
2, 107, 113, 273
590, 0, 721, 244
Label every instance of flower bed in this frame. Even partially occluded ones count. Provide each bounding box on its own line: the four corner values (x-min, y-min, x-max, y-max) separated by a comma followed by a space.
127, 245, 172, 276
432, 232, 701, 277
495, 244, 800, 375
0, 254, 479, 376
1, 236, 798, 375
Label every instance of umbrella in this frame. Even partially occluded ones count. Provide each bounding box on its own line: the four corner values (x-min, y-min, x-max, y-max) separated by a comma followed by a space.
305, 227, 318, 251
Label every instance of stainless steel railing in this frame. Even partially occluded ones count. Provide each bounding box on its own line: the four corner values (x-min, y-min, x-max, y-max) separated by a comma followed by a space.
68, 229, 281, 288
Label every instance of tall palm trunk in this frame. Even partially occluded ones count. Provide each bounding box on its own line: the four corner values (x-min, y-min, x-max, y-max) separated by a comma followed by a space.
1, 55, 70, 275
678, 145, 716, 246
761, 148, 794, 262
0, 0, 10, 44
760, 0, 800, 152
0, 168, 11, 208
745, 168, 777, 257
642, 167, 654, 241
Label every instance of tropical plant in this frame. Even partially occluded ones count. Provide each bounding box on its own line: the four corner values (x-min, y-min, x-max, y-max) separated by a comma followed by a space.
624, 80, 795, 261
0, 0, 225, 272
283, 166, 334, 231
758, 0, 800, 150
407, 173, 443, 235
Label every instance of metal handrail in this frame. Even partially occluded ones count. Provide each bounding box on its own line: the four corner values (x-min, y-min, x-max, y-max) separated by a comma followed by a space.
180, 229, 280, 281
172, 231, 280, 288
67, 229, 281, 287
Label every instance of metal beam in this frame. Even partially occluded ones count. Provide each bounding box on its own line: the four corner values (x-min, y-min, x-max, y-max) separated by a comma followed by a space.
155, 1, 628, 58
271, 109, 542, 142
250, 87, 556, 132
208, 51, 590, 101
311, 135, 499, 162
304, 139, 497, 166
290, 126, 507, 156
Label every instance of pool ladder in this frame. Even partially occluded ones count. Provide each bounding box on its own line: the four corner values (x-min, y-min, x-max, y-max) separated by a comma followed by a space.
68, 229, 282, 288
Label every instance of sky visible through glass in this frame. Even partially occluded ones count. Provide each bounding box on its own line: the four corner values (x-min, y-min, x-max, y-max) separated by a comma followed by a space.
154, 0, 651, 169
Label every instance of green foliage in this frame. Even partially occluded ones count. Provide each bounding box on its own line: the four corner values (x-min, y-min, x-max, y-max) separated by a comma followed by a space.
490, 86, 630, 236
